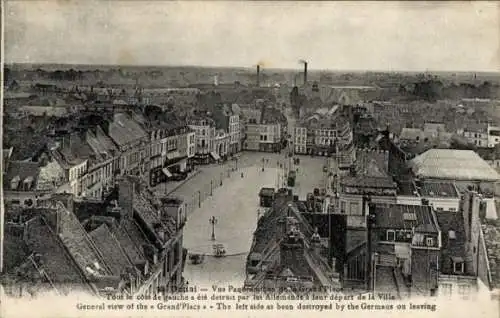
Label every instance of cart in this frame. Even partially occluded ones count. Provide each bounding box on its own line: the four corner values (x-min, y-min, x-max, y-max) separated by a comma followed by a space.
213, 244, 227, 258
189, 253, 205, 265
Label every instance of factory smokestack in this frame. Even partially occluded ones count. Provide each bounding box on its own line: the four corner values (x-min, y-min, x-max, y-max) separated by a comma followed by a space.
257, 65, 260, 87
299, 59, 308, 86
304, 62, 308, 85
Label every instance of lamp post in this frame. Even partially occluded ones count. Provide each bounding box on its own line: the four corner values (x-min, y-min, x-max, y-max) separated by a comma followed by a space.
209, 216, 218, 241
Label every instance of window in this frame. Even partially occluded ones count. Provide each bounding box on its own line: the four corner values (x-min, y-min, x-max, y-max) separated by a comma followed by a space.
349, 202, 360, 215
440, 283, 452, 297
386, 230, 396, 241
426, 237, 434, 247
454, 261, 464, 273
340, 201, 346, 214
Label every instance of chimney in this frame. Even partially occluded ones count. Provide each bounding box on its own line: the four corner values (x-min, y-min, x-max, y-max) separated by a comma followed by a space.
304, 62, 308, 85
118, 177, 135, 222
256, 65, 260, 87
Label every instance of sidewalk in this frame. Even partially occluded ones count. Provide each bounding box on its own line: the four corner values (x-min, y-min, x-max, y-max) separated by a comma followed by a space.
150, 169, 202, 196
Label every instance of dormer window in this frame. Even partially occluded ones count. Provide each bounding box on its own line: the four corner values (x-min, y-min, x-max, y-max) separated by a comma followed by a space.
452, 257, 465, 273
10, 175, 20, 190
426, 237, 434, 247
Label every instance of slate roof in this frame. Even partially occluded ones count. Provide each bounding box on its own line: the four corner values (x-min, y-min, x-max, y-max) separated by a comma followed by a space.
435, 212, 469, 276
23, 216, 91, 294
373, 204, 439, 233
108, 112, 148, 147
409, 149, 500, 181
89, 224, 134, 276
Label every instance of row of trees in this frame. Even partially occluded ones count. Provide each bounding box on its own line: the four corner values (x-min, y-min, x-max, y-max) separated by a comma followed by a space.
400, 80, 498, 101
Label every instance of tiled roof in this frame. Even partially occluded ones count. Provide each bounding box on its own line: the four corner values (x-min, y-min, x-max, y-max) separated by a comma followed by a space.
85, 127, 118, 162
418, 181, 459, 198
409, 149, 500, 181
108, 112, 148, 147
373, 204, 438, 233
51, 203, 113, 278
3, 161, 41, 191
24, 216, 91, 293
341, 176, 396, 189
119, 220, 149, 263
89, 224, 134, 276
435, 212, 469, 276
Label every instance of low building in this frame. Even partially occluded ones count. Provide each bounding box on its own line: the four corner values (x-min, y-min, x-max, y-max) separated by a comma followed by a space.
416, 180, 461, 212
461, 123, 500, 148
409, 149, 500, 193
337, 175, 397, 228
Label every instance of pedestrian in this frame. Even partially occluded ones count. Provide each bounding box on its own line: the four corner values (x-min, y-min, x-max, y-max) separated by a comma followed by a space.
241, 172, 244, 178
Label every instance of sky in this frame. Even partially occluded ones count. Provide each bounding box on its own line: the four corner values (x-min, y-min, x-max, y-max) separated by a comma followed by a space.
4, 1, 500, 72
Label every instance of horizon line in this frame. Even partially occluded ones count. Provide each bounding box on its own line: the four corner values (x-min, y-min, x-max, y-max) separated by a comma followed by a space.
5, 62, 500, 75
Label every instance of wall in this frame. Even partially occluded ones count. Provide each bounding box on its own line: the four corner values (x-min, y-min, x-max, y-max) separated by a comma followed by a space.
396, 195, 422, 206
37, 159, 65, 191
425, 197, 460, 212
438, 275, 478, 300
411, 248, 440, 296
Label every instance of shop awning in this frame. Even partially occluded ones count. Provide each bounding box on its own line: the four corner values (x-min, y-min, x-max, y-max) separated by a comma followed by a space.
166, 151, 180, 160
162, 168, 172, 177
210, 152, 221, 161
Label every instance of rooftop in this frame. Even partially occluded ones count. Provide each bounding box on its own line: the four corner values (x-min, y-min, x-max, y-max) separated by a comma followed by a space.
409, 149, 500, 182
89, 224, 135, 276
417, 181, 459, 198
373, 204, 439, 233
3, 161, 41, 191
341, 175, 396, 189
108, 112, 148, 147
396, 180, 419, 197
